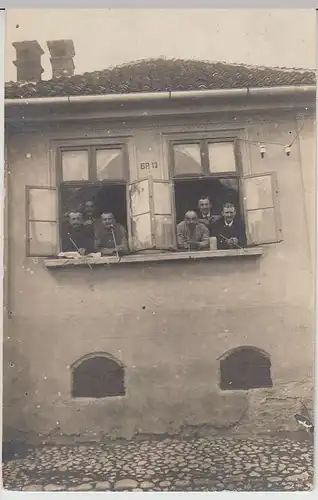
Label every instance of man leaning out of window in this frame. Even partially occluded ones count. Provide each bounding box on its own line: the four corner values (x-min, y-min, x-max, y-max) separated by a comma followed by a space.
62, 211, 95, 255
94, 213, 129, 255
212, 202, 247, 250
177, 210, 210, 251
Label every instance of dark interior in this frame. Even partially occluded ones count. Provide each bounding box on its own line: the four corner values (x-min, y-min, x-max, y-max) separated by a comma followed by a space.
220, 348, 273, 391
174, 177, 240, 224
72, 356, 125, 398
60, 182, 127, 228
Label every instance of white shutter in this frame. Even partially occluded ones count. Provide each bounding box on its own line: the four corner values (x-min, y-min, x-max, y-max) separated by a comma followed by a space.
128, 177, 176, 251
242, 172, 282, 245
27, 187, 58, 256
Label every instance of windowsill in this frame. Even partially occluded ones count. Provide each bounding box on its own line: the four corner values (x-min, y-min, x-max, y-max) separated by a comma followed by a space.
44, 247, 263, 268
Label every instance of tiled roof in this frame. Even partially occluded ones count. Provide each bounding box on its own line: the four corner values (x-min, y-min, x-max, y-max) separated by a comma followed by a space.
5, 58, 316, 99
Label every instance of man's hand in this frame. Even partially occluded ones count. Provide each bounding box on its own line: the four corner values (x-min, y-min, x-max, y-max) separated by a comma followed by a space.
227, 237, 238, 248
78, 248, 86, 256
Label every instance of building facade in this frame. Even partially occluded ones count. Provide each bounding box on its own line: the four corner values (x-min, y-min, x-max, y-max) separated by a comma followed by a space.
3, 44, 316, 443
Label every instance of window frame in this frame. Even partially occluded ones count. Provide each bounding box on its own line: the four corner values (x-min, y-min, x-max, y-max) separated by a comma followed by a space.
56, 141, 130, 253
56, 143, 130, 184
169, 135, 243, 179
169, 134, 247, 246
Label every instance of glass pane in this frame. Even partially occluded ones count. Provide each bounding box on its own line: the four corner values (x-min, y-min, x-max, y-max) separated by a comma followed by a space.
173, 144, 202, 175
244, 175, 273, 210
96, 149, 125, 180
129, 179, 150, 217
208, 142, 236, 173
29, 188, 57, 221
29, 221, 57, 256
246, 208, 277, 244
131, 213, 152, 250
62, 150, 89, 181
154, 215, 175, 248
153, 182, 173, 214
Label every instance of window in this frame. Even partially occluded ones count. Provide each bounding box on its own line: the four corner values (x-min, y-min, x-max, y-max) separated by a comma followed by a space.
219, 346, 273, 390
71, 353, 125, 398
173, 139, 241, 225
26, 134, 282, 258
173, 140, 237, 177
171, 138, 282, 248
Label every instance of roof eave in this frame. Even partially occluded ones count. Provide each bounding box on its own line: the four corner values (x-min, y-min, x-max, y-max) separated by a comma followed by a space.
5, 84, 316, 107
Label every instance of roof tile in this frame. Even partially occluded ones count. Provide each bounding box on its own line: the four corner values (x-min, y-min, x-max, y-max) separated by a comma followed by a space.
5, 58, 316, 99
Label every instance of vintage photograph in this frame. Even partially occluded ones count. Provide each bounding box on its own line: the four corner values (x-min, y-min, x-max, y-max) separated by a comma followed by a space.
2, 8, 316, 492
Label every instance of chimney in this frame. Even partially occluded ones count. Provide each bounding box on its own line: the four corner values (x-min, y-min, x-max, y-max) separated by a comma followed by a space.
13, 40, 44, 82
47, 39, 75, 78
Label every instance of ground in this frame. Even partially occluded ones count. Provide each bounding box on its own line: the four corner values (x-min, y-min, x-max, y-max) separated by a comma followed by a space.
2, 436, 314, 492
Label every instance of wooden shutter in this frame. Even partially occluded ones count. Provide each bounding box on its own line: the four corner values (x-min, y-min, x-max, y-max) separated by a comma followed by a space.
242, 172, 282, 245
26, 187, 58, 256
128, 177, 176, 251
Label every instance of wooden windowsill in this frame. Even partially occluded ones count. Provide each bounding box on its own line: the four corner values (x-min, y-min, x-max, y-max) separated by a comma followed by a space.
44, 247, 263, 268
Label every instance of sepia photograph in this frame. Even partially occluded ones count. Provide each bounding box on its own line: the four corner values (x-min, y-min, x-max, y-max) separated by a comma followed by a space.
2, 7, 316, 492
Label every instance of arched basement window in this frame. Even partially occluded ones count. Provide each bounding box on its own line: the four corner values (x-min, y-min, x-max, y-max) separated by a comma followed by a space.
219, 346, 272, 390
71, 353, 125, 398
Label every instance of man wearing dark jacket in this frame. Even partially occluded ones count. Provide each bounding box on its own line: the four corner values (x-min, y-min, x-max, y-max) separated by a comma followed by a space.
62, 211, 95, 254
95, 213, 129, 255
197, 196, 221, 235
212, 203, 247, 249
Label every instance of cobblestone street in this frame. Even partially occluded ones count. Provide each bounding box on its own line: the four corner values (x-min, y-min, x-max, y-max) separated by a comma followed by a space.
2, 436, 314, 492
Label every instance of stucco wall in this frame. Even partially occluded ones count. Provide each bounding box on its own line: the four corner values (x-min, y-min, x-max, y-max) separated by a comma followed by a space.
4, 111, 314, 442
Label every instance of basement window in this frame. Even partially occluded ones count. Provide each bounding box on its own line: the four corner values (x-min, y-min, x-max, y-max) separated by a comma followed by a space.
219, 346, 273, 391
71, 353, 125, 398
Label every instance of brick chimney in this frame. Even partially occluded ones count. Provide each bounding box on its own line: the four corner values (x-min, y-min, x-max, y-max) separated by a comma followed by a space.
13, 40, 44, 82
47, 39, 75, 78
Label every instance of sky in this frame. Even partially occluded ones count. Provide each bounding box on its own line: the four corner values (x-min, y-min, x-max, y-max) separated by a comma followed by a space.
4, 8, 316, 82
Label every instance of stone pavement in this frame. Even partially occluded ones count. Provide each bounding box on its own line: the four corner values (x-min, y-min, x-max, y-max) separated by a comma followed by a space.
2, 436, 314, 492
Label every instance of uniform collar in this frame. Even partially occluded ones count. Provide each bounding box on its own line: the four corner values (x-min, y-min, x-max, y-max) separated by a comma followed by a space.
224, 219, 234, 227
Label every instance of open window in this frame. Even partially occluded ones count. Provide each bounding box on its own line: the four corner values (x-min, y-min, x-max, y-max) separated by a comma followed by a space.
171, 139, 282, 249
128, 177, 176, 251
172, 139, 244, 241
26, 137, 282, 260
59, 145, 128, 252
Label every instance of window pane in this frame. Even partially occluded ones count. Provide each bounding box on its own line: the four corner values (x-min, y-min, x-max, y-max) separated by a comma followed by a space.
173, 144, 202, 175
28, 188, 57, 221
129, 179, 150, 217
62, 150, 89, 181
96, 149, 125, 180
246, 207, 277, 244
154, 215, 175, 248
244, 175, 274, 210
208, 142, 236, 173
28, 221, 57, 256
153, 182, 173, 214
131, 213, 152, 250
